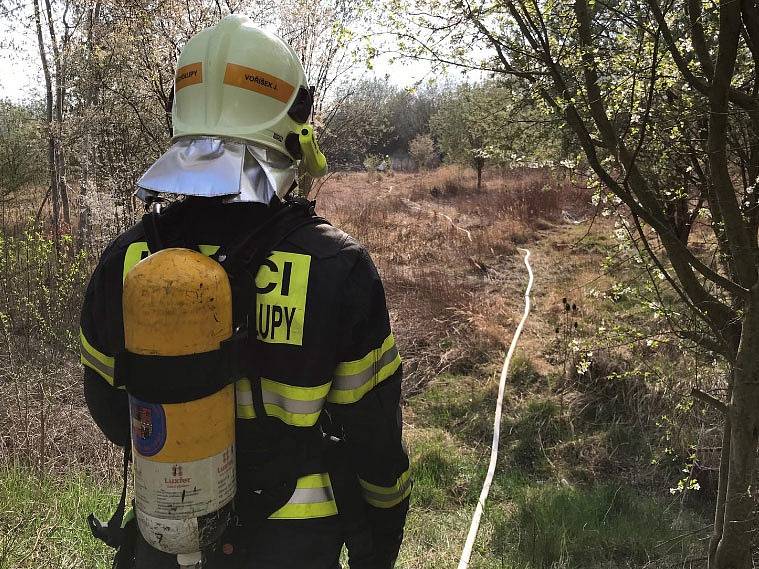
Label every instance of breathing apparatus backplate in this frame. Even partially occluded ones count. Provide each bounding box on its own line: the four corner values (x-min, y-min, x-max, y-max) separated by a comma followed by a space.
115, 196, 329, 405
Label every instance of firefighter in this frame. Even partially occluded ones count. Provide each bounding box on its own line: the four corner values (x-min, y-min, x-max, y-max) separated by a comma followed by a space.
80, 15, 410, 569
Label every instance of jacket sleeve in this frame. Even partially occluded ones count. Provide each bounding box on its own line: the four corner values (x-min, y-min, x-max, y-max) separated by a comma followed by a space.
80, 245, 131, 447
327, 248, 411, 568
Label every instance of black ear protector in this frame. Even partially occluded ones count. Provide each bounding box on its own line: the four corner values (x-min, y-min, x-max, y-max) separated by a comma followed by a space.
285, 132, 303, 159
287, 86, 314, 124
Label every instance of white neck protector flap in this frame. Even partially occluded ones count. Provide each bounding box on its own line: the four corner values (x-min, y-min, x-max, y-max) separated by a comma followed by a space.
135, 137, 297, 204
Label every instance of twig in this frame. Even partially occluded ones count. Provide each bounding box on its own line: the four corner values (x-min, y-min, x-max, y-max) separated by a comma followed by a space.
655, 524, 714, 549
691, 388, 727, 414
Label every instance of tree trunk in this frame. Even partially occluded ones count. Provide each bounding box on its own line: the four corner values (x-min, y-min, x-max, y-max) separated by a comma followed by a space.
44, 0, 70, 226
77, 1, 101, 252
475, 159, 484, 192
33, 0, 60, 248
710, 380, 733, 568
714, 293, 759, 569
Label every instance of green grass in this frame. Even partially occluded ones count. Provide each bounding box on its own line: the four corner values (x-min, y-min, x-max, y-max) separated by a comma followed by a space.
0, 364, 705, 569
508, 398, 570, 475
0, 467, 116, 569
509, 351, 542, 386
491, 483, 699, 569
403, 369, 706, 569
409, 374, 497, 449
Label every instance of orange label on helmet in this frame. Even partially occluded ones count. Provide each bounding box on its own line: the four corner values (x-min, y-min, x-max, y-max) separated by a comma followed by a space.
223, 63, 295, 104
176, 62, 203, 91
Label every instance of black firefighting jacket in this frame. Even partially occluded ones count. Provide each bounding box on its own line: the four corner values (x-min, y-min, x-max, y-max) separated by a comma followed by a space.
79, 197, 411, 567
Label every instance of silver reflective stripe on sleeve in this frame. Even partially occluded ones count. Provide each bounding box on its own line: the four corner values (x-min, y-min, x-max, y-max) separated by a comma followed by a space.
235, 378, 330, 425
79, 328, 116, 386
269, 473, 338, 519
327, 333, 402, 404
333, 345, 399, 391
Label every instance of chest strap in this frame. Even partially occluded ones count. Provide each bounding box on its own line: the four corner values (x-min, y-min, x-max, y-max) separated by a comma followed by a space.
114, 332, 249, 404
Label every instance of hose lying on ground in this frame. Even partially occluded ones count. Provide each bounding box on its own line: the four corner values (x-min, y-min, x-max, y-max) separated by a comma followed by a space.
457, 248, 535, 569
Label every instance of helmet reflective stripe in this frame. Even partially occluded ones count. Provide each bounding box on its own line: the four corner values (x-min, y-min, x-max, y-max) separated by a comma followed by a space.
176, 63, 202, 91
223, 63, 295, 104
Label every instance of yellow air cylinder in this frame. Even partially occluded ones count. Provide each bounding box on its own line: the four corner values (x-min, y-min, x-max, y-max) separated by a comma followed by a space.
123, 248, 236, 559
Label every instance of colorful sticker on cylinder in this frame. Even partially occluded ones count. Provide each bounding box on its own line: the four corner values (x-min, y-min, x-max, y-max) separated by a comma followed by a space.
130, 397, 167, 457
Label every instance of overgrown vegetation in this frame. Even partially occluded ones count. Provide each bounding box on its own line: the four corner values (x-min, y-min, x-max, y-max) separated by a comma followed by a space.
1, 0, 749, 564
388, 0, 759, 564
0, 467, 116, 569
0, 164, 718, 568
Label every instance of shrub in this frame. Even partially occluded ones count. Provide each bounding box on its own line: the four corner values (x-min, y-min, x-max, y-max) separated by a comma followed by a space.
0, 224, 90, 357
363, 154, 383, 181
409, 134, 436, 171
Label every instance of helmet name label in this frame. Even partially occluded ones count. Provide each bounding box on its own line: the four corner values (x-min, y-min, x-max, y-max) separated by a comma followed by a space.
176, 62, 203, 91
223, 63, 295, 104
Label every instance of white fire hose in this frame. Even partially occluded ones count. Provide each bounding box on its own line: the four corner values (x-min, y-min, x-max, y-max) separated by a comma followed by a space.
457, 248, 534, 569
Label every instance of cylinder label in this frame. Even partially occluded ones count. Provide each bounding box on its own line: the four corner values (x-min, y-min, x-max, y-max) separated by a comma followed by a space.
134, 445, 236, 519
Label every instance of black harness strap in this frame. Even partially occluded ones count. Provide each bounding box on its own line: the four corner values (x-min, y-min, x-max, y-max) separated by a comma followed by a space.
114, 334, 247, 404
219, 197, 328, 276
88, 445, 132, 548
219, 197, 329, 422
142, 211, 164, 253
142, 200, 203, 255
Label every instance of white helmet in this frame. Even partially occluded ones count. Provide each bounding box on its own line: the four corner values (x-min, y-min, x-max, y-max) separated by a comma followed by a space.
172, 15, 315, 160
136, 15, 326, 203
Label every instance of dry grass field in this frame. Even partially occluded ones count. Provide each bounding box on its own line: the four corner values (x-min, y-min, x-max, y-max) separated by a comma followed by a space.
318, 167, 587, 394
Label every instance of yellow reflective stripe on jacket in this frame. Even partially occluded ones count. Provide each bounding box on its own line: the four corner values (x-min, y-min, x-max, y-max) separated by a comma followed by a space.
235, 379, 257, 419
359, 468, 412, 508
235, 378, 330, 426
269, 473, 338, 519
122, 242, 220, 282
79, 328, 116, 386
198, 244, 220, 256
327, 333, 401, 404
123, 242, 150, 282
